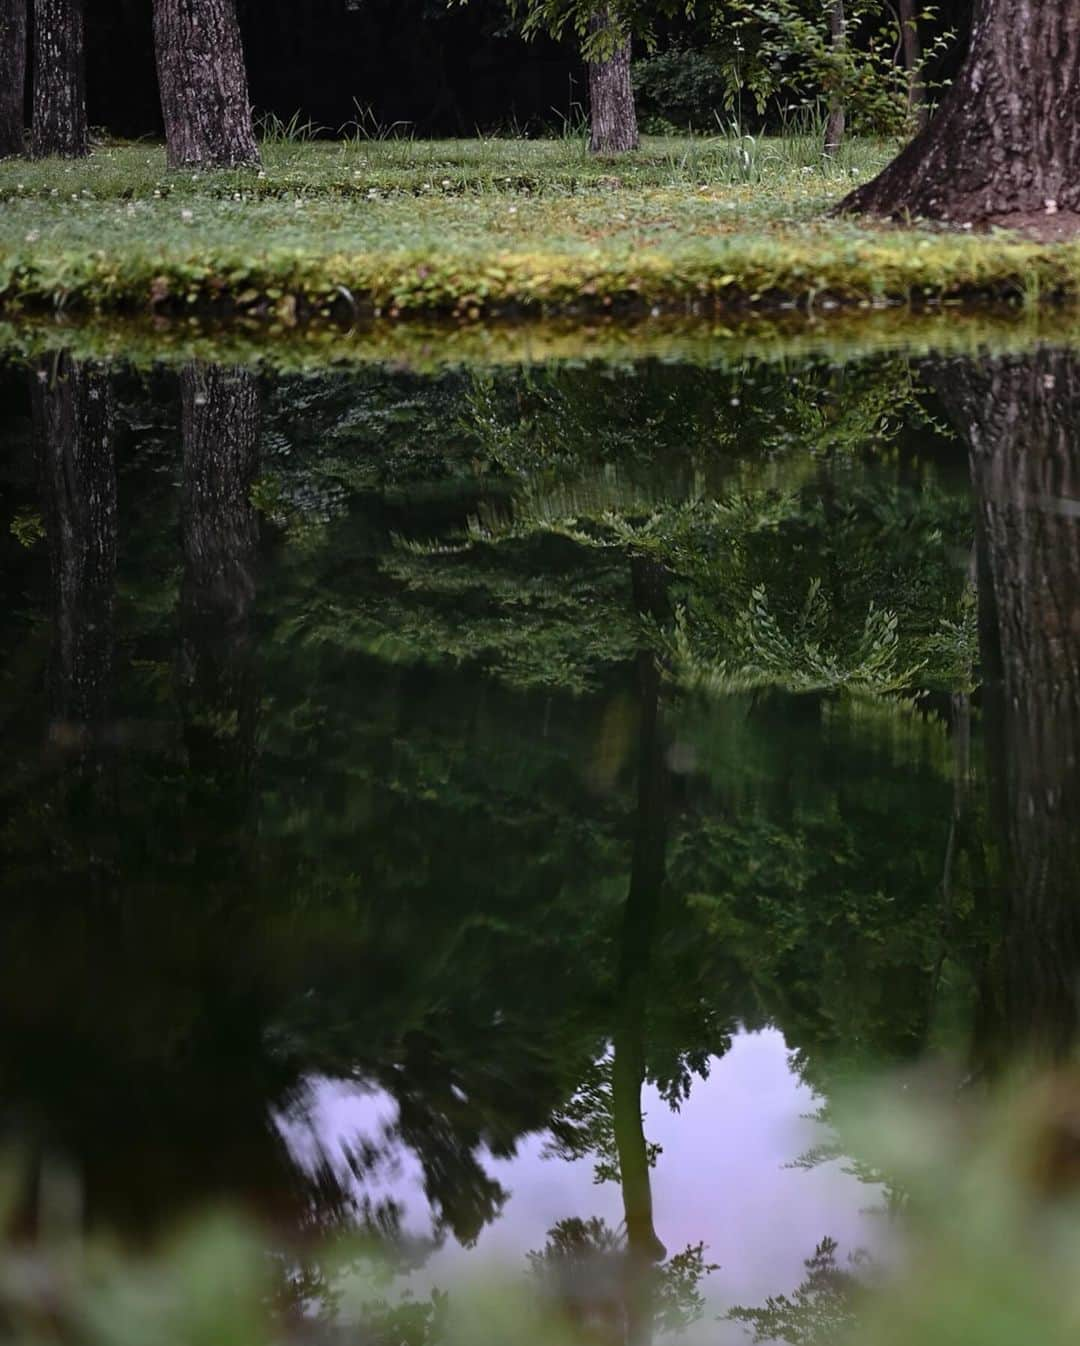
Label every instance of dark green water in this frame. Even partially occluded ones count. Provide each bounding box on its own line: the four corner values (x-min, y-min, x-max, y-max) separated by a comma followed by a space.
0, 342, 1075, 1341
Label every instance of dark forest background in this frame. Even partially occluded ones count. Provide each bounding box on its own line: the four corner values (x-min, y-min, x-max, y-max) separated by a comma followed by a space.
83, 0, 973, 142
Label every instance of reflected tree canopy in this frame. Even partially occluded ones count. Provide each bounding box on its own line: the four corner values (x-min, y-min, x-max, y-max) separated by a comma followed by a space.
2, 344, 1072, 1338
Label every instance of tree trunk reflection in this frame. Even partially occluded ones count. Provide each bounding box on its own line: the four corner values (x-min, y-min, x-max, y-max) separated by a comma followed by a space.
932, 351, 1080, 1063
178, 362, 260, 796
31, 352, 117, 743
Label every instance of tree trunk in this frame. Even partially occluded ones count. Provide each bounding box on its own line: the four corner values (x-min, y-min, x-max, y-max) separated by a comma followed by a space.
931, 350, 1080, 1062
898, 0, 928, 130
31, 0, 87, 158
178, 363, 260, 792
30, 352, 117, 734
588, 8, 639, 155
153, 0, 260, 169
609, 555, 673, 1345
843, 0, 1080, 221
0, 0, 27, 157
823, 0, 847, 158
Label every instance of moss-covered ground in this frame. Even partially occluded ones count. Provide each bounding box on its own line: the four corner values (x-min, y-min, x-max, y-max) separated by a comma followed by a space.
2, 138, 1079, 321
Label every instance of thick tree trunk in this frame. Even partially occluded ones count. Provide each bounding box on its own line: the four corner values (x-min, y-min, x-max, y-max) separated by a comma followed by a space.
0, 0, 27, 157
588, 8, 639, 155
823, 0, 847, 157
31, 0, 87, 158
30, 353, 117, 733
932, 350, 1080, 1062
898, 0, 928, 130
153, 0, 260, 169
843, 0, 1080, 221
178, 363, 260, 790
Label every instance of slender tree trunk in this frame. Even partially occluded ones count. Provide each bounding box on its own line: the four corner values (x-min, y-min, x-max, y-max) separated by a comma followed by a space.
178, 363, 260, 792
0, 0, 27, 157
823, 0, 847, 158
843, 0, 1080, 221
609, 555, 672, 1346
588, 7, 639, 155
153, 0, 260, 169
31, 0, 87, 158
932, 350, 1080, 1062
30, 353, 117, 734
898, 0, 928, 130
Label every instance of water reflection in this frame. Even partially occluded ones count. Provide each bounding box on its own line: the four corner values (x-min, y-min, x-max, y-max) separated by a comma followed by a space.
31, 352, 117, 744
2, 343, 1077, 1338
933, 350, 1080, 1067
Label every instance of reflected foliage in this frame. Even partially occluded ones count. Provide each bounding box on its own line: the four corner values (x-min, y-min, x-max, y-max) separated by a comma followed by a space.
0, 342, 1057, 1342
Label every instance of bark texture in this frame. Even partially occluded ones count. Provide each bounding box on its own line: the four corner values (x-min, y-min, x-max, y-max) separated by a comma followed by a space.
588, 8, 639, 155
0, 0, 27, 157
823, 0, 847, 157
30, 353, 117, 732
153, 0, 260, 168
898, 0, 928, 129
179, 363, 260, 788
31, 0, 87, 158
932, 350, 1080, 1061
844, 0, 1080, 220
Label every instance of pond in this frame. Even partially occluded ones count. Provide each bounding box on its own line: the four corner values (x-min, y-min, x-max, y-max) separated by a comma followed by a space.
0, 330, 1075, 1343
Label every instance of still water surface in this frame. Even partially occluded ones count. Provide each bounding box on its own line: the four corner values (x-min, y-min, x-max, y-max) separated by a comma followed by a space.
0, 340, 1072, 1340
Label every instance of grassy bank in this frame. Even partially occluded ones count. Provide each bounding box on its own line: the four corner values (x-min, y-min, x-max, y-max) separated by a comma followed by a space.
5, 307, 1080, 376
2, 139, 1079, 320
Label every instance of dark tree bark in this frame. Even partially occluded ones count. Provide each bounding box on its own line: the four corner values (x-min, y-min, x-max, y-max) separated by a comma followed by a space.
30, 353, 117, 734
823, 0, 847, 157
588, 7, 639, 155
31, 0, 87, 158
0, 0, 27, 157
932, 350, 1080, 1062
898, 0, 928, 130
153, 0, 260, 168
843, 0, 1080, 221
178, 363, 260, 790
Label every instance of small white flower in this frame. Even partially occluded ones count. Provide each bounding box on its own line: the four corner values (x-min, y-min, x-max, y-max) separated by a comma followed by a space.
180, 208, 194, 223
24, 230, 40, 243
441, 178, 452, 188
1045, 198, 1059, 215
508, 205, 517, 214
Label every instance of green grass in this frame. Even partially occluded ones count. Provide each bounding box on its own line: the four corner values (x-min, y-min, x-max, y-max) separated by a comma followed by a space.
1, 138, 1079, 320
5, 307, 1080, 376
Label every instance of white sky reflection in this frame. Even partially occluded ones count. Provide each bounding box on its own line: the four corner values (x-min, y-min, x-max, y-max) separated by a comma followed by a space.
277, 1027, 886, 1339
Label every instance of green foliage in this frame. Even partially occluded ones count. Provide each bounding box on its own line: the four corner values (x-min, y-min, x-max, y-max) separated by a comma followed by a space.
728, 0, 956, 136
728, 1236, 866, 1343
450, 0, 696, 57
545, 1056, 663, 1182
669, 580, 926, 696
526, 1217, 719, 1336
9, 508, 45, 548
